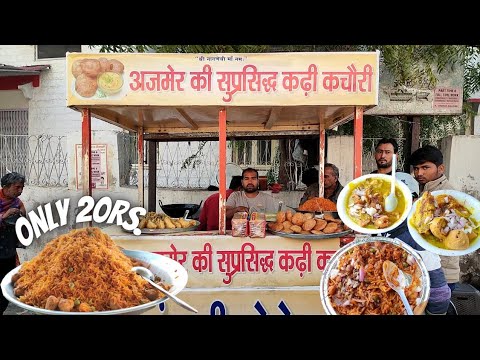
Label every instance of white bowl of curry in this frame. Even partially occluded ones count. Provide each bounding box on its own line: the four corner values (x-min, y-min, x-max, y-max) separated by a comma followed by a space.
407, 190, 480, 256
337, 174, 413, 235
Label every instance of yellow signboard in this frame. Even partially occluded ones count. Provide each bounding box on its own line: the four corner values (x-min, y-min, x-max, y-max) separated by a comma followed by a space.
105, 226, 345, 315
67, 52, 379, 107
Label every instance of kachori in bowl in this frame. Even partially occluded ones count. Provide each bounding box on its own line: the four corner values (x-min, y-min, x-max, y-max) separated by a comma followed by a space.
337, 174, 413, 235
407, 190, 480, 256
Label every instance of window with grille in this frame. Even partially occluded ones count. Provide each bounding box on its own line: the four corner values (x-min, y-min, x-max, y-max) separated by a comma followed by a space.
37, 45, 81, 59
257, 140, 272, 165
231, 140, 276, 169
0, 109, 28, 176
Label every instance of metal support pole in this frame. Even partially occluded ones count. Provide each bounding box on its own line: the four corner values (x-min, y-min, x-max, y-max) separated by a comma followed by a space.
148, 141, 157, 212
81, 108, 92, 227
137, 126, 144, 207
218, 108, 227, 235
353, 106, 364, 179
319, 115, 325, 198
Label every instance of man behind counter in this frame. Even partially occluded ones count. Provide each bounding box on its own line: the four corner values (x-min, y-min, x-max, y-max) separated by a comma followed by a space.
299, 164, 343, 205
226, 168, 279, 219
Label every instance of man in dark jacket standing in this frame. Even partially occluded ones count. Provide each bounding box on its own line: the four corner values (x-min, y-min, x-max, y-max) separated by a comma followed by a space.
372, 138, 399, 175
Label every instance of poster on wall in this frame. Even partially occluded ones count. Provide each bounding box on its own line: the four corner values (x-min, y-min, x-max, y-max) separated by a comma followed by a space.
365, 61, 464, 116
75, 144, 108, 190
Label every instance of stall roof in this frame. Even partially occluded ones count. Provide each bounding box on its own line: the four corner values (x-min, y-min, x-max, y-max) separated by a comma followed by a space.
70, 104, 359, 140
67, 51, 380, 140
0, 64, 51, 76
0, 64, 51, 90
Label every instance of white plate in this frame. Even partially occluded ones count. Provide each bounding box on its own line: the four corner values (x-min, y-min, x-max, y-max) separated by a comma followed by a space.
319, 236, 430, 315
1, 249, 188, 315
336, 173, 413, 235
407, 189, 480, 256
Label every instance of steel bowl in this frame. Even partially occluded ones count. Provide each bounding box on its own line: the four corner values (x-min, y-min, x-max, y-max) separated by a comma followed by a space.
1, 249, 188, 315
319, 236, 430, 315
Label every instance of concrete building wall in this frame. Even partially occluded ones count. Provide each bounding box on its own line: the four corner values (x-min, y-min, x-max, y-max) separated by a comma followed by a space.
66, 130, 123, 190
442, 135, 480, 199
327, 136, 354, 186
0, 90, 28, 109
0, 45, 34, 66
474, 106, 480, 135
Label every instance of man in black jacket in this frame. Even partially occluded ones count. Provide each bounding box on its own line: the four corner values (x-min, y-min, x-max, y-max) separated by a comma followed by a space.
371, 138, 399, 175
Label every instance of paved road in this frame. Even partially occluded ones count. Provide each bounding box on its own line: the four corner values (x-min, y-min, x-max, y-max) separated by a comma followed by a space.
3, 302, 35, 315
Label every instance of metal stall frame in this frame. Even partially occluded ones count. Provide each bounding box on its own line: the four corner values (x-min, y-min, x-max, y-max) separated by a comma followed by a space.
69, 51, 380, 234
67, 51, 381, 315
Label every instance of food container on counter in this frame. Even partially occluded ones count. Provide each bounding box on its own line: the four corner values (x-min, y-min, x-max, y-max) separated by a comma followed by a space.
249, 212, 266, 238
319, 236, 430, 315
232, 212, 249, 237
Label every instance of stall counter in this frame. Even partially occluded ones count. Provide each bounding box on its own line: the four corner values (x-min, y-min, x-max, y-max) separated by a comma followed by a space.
103, 225, 342, 315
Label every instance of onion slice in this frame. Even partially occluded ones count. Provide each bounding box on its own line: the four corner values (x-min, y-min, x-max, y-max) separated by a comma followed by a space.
359, 265, 366, 282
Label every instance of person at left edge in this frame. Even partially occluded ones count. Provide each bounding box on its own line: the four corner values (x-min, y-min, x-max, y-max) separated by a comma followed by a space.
198, 176, 243, 231
0, 172, 26, 315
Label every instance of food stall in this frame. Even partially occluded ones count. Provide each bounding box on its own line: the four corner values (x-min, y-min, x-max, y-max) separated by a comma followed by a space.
66, 51, 380, 314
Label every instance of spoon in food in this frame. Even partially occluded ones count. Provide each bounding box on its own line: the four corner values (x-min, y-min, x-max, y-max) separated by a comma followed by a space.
277, 201, 284, 212
132, 266, 198, 313
384, 153, 398, 212
382, 260, 414, 315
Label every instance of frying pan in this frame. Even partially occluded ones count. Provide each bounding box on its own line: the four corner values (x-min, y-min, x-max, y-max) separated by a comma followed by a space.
158, 199, 203, 218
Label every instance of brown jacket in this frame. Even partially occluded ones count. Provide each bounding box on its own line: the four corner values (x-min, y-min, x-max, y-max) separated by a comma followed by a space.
421, 174, 460, 284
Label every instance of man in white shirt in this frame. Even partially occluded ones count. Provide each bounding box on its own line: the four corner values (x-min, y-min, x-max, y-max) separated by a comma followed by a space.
226, 167, 279, 219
